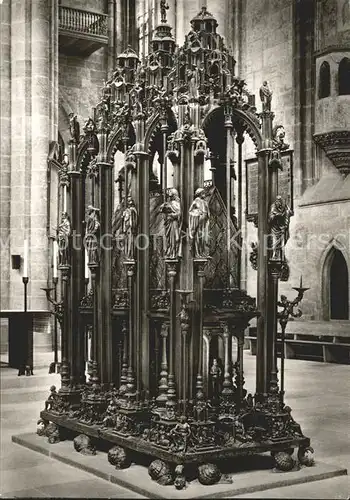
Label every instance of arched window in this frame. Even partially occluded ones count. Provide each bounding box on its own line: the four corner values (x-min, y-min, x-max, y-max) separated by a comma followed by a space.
318, 61, 331, 98
338, 57, 350, 95
329, 249, 349, 319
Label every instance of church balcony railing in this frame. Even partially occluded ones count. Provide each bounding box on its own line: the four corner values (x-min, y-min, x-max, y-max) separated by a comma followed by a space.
59, 6, 108, 56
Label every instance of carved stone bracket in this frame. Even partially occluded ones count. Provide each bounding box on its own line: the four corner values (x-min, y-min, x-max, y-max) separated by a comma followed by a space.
313, 130, 350, 177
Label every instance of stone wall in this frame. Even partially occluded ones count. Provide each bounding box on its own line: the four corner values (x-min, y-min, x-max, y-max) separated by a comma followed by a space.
238, 0, 296, 299
286, 196, 350, 320
0, 0, 11, 309
59, 49, 108, 145
5, 0, 58, 311
58, 0, 109, 144
316, 0, 350, 51
315, 51, 350, 136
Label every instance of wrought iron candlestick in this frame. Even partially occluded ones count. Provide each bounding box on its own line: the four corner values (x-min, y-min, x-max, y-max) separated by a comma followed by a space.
277, 276, 310, 404
23, 277, 29, 312
42, 281, 63, 374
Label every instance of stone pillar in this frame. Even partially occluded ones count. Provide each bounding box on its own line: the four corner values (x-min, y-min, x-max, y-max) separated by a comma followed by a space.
0, 0, 11, 310
8, 1, 58, 351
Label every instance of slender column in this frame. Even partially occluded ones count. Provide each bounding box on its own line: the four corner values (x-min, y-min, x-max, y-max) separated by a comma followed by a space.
88, 266, 100, 386
59, 266, 71, 390
125, 261, 136, 398
166, 260, 178, 413
98, 161, 114, 384
267, 148, 280, 395
69, 167, 85, 385
179, 291, 191, 414
257, 101, 275, 395
236, 132, 244, 286
135, 151, 150, 397
194, 259, 207, 402
221, 322, 233, 395
123, 138, 128, 208
235, 328, 246, 405
107, 0, 116, 74
119, 320, 128, 394
225, 108, 233, 284
268, 267, 280, 395
162, 124, 168, 194
156, 322, 169, 406
115, 0, 123, 54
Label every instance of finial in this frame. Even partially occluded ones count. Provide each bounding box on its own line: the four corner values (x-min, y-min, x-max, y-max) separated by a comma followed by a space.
160, 0, 169, 23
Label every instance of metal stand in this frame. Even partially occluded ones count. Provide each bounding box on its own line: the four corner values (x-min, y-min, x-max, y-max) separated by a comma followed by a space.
23, 277, 29, 312
18, 277, 33, 377
42, 279, 62, 374
277, 279, 309, 405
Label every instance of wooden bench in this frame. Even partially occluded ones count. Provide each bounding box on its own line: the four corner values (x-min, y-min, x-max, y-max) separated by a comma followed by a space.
245, 321, 350, 364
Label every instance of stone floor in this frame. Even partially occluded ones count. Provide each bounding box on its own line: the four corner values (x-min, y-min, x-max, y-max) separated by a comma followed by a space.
1, 352, 349, 498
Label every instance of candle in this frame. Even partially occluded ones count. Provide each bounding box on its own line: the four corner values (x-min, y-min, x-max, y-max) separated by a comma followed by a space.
23, 239, 28, 277
85, 249, 89, 279
299, 275, 303, 289
53, 241, 58, 278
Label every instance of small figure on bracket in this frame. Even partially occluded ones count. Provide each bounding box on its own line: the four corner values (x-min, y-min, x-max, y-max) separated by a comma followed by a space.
57, 212, 72, 267
122, 197, 138, 261
273, 125, 290, 151
259, 81, 272, 111
170, 416, 191, 452
160, 188, 182, 259
188, 66, 200, 100
268, 195, 293, 262
210, 358, 222, 401
189, 188, 210, 258
69, 113, 80, 143
160, 0, 169, 23
83, 117, 96, 136
85, 206, 101, 266
45, 385, 58, 411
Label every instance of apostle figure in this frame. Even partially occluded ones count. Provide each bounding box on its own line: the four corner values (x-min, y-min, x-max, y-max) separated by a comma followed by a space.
210, 358, 222, 401
189, 188, 210, 258
85, 206, 100, 266
259, 81, 272, 111
57, 212, 71, 266
160, 188, 182, 259
268, 195, 293, 261
188, 66, 200, 100
160, 0, 169, 23
122, 197, 138, 261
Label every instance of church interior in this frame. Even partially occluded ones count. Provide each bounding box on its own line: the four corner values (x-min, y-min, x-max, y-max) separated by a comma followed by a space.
0, 0, 349, 498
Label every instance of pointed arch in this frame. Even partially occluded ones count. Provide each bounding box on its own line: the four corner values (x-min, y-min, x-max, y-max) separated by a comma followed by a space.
318, 61, 331, 99
321, 241, 350, 320
338, 57, 350, 95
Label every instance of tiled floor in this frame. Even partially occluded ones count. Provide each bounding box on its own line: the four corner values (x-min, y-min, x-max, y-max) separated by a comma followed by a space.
0, 353, 349, 498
